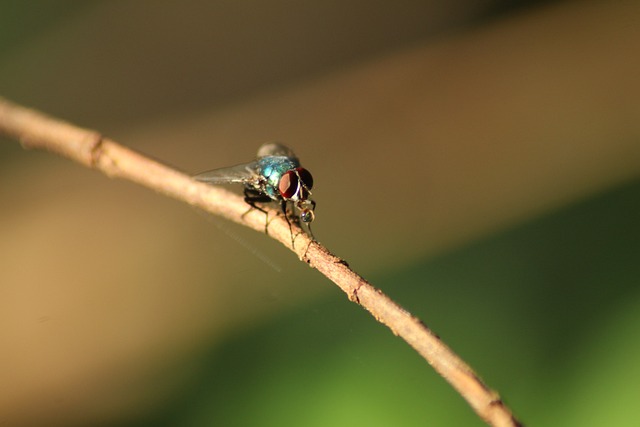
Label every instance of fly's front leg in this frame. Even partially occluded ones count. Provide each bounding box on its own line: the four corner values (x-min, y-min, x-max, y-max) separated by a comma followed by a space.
280, 200, 298, 249
278, 200, 297, 248
305, 200, 316, 240
243, 188, 272, 234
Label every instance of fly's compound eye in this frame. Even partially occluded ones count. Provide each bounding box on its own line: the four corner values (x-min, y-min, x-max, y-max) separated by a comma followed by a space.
279, 168, 314, 200
295, 168, 313, 191
278, 171, 299, 199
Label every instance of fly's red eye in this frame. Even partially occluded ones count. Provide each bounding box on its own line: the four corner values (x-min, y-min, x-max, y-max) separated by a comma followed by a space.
296, 168, 313, 190
278, 171, 299, 199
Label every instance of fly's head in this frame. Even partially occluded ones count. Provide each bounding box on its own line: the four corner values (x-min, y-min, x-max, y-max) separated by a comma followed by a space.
278, 167, 315, 223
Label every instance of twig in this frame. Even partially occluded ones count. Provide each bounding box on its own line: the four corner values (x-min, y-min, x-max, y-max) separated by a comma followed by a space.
0, 97, 522, 427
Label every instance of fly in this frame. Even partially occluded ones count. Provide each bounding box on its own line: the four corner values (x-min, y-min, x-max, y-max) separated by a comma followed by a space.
194, 142, 316, 241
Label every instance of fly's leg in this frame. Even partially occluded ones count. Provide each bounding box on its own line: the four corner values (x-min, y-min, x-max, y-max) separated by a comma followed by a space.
304, 221, 316, 241
297, 199, 316, 241
280, 200, 296, 248
277, 198, 316, 249
288, 201, 317, 250
243, 188, 272, 234
306, 200, 316, 240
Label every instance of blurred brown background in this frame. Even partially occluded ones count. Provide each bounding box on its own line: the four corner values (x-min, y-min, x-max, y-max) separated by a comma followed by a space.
1, 1, 640, 426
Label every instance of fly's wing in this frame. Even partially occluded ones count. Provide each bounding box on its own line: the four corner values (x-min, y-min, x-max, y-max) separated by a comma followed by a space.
193, 161, 259, 185
257, 142, 299, 162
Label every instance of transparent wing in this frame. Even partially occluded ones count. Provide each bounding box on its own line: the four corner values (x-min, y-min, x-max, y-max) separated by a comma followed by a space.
193, 161, 258, 185
257, 142, 299, 161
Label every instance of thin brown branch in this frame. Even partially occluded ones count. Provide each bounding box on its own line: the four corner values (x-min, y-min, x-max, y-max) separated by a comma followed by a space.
0, 96, 522, 427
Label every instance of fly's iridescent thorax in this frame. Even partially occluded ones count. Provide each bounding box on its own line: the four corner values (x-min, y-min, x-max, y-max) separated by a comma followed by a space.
256, 156, 300, 200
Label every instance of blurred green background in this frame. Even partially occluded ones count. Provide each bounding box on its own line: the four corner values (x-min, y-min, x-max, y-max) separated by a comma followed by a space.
1, 1, 639, 426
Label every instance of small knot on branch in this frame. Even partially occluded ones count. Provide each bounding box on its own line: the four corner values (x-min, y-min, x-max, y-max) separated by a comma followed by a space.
348, 282, 362, 304
88, 133, 104, 167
